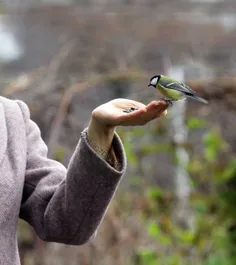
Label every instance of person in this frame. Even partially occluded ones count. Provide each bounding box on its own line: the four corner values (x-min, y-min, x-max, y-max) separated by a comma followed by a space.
0, 96, 168, 265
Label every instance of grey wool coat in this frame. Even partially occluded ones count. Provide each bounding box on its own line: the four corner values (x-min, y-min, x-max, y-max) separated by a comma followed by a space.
0, 96, 127, 265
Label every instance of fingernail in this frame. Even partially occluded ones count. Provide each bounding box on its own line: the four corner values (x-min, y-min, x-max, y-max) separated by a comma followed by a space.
161, 110, 168, 116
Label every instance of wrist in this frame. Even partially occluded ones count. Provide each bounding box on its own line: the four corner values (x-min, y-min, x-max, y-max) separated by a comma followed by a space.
87, 118, 115, 153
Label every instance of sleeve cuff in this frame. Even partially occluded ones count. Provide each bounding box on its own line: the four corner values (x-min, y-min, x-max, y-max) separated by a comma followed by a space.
80, 127, 127, 175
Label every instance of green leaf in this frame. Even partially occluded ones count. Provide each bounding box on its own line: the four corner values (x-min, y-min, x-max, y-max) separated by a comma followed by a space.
193, 199, 208, 214
158, 234, 172, 246
147, 221, 160, 238
141, 143, 170, 155
179, 230, 195, 244
122, 140, 137, 166
129, 176, 143, 185
137, 248, 158, 265
221, 157, 236, 181
203, 130, 224, 161
145, 187, 163, 201
186, 117, 206, 130
132, 127, 146, 137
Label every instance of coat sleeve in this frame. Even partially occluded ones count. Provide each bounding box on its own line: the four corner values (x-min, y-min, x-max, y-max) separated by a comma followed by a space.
17, 100, 127, 245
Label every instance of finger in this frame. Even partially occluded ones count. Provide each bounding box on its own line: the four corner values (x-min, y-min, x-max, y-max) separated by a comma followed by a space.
161, 109, 168, 116
115, 100, 168, 126
122, 109, 156, 125
144, 103, 168, 119
120, 102, 166, 123
117, 108, 164, 126
145, 100, 169, 112
139, 105, 169, 124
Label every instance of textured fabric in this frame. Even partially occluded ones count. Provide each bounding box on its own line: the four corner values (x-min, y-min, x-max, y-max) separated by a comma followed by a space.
0, 96, 127, 265
83, 130, 122, 170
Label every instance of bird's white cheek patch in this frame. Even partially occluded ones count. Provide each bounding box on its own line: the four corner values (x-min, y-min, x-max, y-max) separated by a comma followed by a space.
151, 78, 158, 86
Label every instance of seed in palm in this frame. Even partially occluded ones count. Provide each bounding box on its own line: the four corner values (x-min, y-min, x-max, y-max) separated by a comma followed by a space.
123, 107, 138, 113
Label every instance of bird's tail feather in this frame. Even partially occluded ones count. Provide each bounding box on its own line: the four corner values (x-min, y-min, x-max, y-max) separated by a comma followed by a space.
190, 95, 208, 104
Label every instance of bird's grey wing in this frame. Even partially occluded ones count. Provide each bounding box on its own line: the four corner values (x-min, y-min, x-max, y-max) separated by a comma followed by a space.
163, 81, 196, 95
180, 82, 196, 94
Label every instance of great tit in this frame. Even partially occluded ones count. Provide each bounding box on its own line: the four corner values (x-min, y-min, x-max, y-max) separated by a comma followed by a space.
148, 74, 208, 105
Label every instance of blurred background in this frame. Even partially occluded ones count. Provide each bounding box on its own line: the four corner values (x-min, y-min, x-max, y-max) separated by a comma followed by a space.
1, 0, 236, 264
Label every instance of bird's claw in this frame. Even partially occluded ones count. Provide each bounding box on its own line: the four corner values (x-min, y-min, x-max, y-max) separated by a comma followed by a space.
159, 98, 174, 107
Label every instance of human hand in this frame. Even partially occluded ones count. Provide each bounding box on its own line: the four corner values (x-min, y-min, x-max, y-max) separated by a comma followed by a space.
91, 98, 169, 128
88, 98, 168, 151
87, 98, 169, 158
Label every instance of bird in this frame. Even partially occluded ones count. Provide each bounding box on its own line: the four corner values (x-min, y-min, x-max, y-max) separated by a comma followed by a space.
148, 74, 208, 106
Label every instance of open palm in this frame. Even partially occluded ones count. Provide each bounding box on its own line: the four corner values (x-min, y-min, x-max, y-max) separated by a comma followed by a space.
91, 98, 169, 127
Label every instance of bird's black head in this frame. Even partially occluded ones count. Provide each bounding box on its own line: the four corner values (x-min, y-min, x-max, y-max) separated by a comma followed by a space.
148, 75, 161, 88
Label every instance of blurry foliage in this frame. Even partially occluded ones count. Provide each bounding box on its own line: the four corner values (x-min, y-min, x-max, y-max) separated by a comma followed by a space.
117, 114, 236, 265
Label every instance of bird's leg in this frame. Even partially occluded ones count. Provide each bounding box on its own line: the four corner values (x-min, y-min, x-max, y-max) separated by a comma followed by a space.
159, 97, 174, 107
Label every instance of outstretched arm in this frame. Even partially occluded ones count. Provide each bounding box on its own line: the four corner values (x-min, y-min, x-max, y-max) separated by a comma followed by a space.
18, 98, 168, 245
